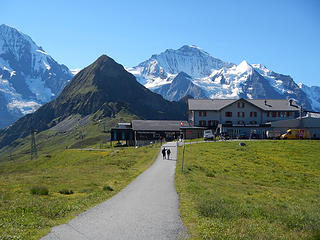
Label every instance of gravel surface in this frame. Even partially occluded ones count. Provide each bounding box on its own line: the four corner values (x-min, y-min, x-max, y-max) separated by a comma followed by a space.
41, 142, 186, 240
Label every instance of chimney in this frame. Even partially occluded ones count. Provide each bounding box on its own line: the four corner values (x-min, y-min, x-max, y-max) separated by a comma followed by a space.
289, 99, 293, 106
299, 105, 303, 119
264, 99, 267, 105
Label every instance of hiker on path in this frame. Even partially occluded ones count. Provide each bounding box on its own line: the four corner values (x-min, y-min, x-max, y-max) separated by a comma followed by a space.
167, 148, 171, 160
162, 147, 166, 159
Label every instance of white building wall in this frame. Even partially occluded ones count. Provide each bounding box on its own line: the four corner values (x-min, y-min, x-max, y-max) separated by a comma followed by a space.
220, 100, 262, 124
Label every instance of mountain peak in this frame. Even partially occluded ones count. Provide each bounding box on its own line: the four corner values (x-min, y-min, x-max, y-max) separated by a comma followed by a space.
0, 24, 73, 129
176, 71, 192, 79
178, 45, 208, 54
131, 45, 234, 80
0, 24, 15, 31
0, 24, 33, 44
236, 60, 252, 73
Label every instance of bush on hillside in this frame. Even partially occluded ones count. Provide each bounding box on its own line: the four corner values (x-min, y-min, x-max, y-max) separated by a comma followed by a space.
30, 186, 49, 195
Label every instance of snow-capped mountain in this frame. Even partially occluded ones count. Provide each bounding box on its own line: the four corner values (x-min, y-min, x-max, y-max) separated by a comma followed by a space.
153, 72, 207, 101
0, 24, 73, 129
128, 45, 318, 111
298, 83, 320, 112
127, 45, 234, 88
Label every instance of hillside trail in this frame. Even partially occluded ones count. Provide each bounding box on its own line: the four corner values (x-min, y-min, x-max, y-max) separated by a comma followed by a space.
41, 142, 186, 240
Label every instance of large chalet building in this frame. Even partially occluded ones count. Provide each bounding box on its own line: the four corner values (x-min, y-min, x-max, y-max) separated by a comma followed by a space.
188, 98, 300, 127
188, 98, 302, 138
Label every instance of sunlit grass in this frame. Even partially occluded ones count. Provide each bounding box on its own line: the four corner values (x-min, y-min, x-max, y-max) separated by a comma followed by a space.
176, 140, 320, 239
0, 144, 159, 240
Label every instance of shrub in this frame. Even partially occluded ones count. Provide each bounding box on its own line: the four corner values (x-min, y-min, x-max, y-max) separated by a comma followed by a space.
30, 186, 49, 195
103, 185, 114, 191
206, 172, 215, 178
59, 189, 74, 195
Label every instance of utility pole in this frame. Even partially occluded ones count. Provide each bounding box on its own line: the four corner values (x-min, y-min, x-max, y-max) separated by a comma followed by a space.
30, 129, 38, 160
182, 139, 185, 172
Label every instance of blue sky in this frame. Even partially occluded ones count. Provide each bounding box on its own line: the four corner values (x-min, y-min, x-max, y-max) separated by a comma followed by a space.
2, 0, 320, 86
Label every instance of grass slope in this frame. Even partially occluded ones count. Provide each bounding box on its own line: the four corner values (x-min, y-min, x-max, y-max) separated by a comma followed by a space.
0, 144, 160, 240
0, 110, 159, 239
176, 140, 320, 240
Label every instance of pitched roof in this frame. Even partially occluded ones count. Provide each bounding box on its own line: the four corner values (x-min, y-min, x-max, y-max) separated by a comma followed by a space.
270, 116, 320, 128
188, 98, 300, 111
187, 99, 235, 111
246, 99, 300, 111
131, 120, 189, 131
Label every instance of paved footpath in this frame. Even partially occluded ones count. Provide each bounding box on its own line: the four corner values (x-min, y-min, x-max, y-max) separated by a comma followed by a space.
42, 142, 186, 240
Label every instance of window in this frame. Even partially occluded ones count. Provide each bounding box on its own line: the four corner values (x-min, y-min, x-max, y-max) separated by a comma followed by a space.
208, 120, 212, 126
225, 112, 232, 117
272, 111, 277, 117
199, 120, 206, 126
199, 111, 207, 117
237, 102, 245, 108
225, 121, 232, 124
238, 120, 245, 125
250, 121, 257, 124
238, 112, 245, 117
278, 112, 281, 117
287, 112, 292, 117
267, 112, 270, 117
250, 112, 257, 117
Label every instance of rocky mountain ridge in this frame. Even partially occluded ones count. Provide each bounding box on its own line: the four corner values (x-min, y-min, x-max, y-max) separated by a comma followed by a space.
0, 24, 73, 129
128, 45, 319, 112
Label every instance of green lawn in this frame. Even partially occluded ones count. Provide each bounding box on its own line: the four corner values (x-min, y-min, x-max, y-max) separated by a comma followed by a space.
175, 140, 320, 240
0, 144, 159, 240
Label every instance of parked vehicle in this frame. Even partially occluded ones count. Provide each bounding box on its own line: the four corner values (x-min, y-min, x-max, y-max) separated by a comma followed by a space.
266, 131, 281, 139
204, 130, 214, 140
280, 129, 310, 139
219, 132, 230, 140
250, 133, 260, 139
237, 133, 248, 139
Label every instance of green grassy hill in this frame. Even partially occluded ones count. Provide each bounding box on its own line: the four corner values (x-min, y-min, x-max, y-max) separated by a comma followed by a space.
176, 140, 320, 239
0, 124, 160, 240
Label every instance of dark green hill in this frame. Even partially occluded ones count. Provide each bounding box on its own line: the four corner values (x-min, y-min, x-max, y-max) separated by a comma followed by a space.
0, 55, 186, 148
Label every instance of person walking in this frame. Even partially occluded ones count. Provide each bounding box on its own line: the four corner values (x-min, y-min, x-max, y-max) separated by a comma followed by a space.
167, 148, 171, 160
162, 147, 166, 159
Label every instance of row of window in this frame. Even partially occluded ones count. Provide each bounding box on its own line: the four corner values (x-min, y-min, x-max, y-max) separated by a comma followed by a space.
198, 111, 207, 117
198, 111, 293, 118
199, 120, 258, 126
199, 120, 219, 126
235, 120, 257, 125
267, 111, 292, 117
226, 112, 257, 118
